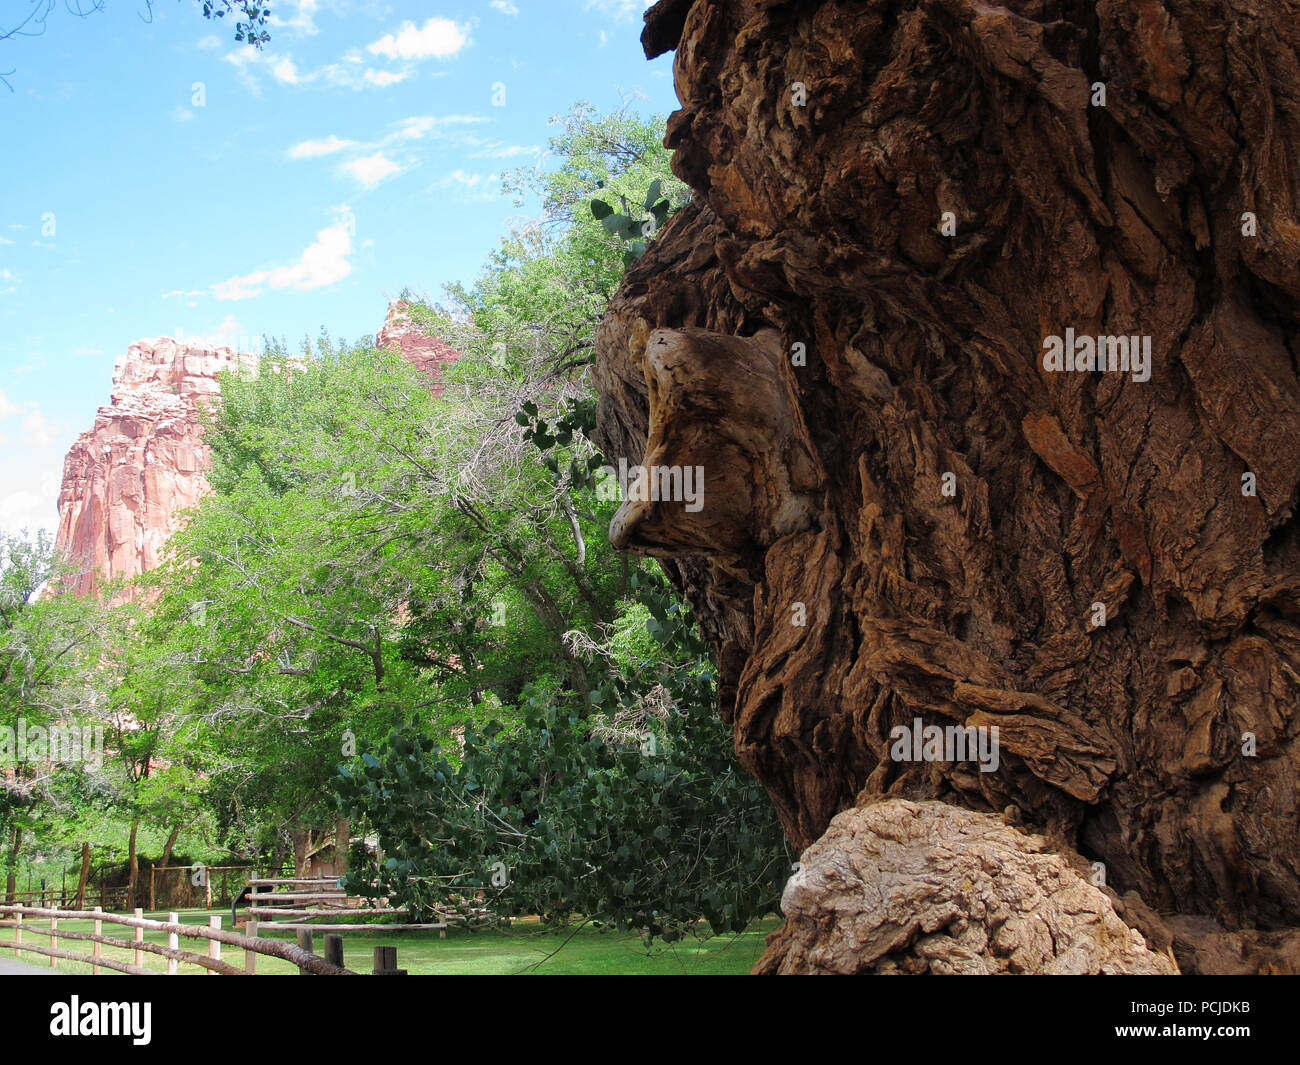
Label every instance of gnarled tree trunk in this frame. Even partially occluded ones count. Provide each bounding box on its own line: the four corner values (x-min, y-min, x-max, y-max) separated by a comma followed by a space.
594, 0, 1300, 973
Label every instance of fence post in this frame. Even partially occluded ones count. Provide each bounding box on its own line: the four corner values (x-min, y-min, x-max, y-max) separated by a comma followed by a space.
324, 934, 344, 969
205, 869, 213, 910
92, 906, 102, 976
372, 945, 405, 975
167, 912, 179, 975
244, 918, 258, 974
13, 909, 20, 958
208, 915, 221, 975
48, 908, 57, 969
133, 907, 144, 968
296, 927, 314, 974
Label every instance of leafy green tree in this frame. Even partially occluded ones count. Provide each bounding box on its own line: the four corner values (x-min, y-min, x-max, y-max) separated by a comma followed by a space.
0, 532, 103, 899
337, 570, 791, 941
103, 103, 787, 938
328, 104, 787, 942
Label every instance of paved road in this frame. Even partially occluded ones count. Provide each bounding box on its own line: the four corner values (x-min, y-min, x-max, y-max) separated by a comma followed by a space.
0, 958, 56, 974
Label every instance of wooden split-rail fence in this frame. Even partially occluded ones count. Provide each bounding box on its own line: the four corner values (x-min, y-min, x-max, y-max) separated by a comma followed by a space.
239, 877, 491, 939
0, 878, 492, 974
0, 904, 351, 974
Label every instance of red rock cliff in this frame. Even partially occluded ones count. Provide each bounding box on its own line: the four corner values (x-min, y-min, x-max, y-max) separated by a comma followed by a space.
55, 304, 459, 596
54, 338, 254, 596
376, 299, 459, 391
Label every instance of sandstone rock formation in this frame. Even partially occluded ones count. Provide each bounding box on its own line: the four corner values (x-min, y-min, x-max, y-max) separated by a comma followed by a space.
56, 303, 458, 597
594, 0, 1300, 972
756, 799, 1177, 974
54, 339, 253, 597
376, 299, 459, 392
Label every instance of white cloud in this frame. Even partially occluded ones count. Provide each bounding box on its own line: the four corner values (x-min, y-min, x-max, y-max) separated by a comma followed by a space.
430, 170, 501, 201
364, 68, 408, 87
197, 34, 222, 49
181, 315, 247, 349
283, 115, 496, 191
398, 116, 437, 139
490, 0, 519, 13
22, 406, 57, 448
367, 17, 469, 60
212, 275, 262, 302
72, 347, 104, 357
212, 315, 242, 342
584, 0, 641, 21
227, 45, 419, 92
272, 58, 300, 84
0, 464, 62, 537
224, 47, 305, 90
0, 236, 12, 245
0, 491, 45, 525
441, 169, 487, 187
271, 0, 322, 37
343, 152, 401, 186
212, 217, 354, 300
171, 105, 195, 122
394, 114, 484, 140
288, 135, 358, 159
466, 138, 540, 159
0, 389, 19, 419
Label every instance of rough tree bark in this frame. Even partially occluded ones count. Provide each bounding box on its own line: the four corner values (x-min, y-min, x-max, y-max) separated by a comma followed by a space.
594, 0, 1300, 973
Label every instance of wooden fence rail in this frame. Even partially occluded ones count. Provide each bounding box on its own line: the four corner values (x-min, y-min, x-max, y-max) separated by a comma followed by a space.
0, 904, 355, 975
233, 876, 487, 936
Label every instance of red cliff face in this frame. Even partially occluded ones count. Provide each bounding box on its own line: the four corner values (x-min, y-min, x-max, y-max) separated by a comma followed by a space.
55, 307, 460, 596
54, 338, 254, 597
375, 300, 459, 391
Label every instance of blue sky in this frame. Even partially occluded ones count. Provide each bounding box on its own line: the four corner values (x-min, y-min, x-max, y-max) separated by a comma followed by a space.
0, 0, 676, 536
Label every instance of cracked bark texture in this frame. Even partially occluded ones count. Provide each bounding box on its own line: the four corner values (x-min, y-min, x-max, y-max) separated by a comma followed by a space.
593, 0, 1300, 973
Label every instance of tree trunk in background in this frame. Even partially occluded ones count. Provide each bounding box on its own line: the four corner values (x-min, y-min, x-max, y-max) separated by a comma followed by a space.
335, 818, 350, 878
74, 841, 91, 910
595, 0, 1300, 974
291, 829, 311, 877
126, 820, 139, 911
4, 826, 22, 903
153, 824, 181, 909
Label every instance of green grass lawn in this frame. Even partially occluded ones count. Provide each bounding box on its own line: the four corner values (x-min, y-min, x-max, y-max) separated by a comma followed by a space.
0, 908, 779, 975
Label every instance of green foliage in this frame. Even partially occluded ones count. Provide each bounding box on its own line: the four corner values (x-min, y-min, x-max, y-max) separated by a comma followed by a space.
196, 1, 271, 47
436, 103, 690, 383
590, 178, 672, 267
1, 104, 789, 942
337, 573, 791, 941
0, 532, 107, 886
